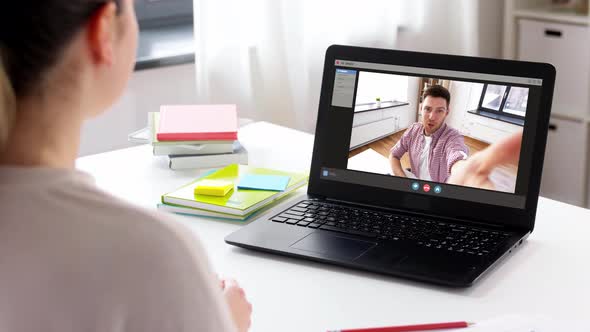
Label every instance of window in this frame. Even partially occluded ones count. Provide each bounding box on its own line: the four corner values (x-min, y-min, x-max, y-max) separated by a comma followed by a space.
481, 84, 506, 111
503, 87, 528, 118
355, 72, 409, 105
135, 0, 193, 28
479, 84, 528, 120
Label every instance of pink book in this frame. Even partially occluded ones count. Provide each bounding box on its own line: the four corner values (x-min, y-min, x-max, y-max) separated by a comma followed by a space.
157, 104, 238, 141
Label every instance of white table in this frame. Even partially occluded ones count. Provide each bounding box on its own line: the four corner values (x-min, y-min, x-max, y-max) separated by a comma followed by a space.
77, 121, 590, 332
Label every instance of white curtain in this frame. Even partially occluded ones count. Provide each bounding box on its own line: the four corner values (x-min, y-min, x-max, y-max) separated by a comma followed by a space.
193, 0, 503, 133
396, 0, 503, 57
194, 0, 401, 132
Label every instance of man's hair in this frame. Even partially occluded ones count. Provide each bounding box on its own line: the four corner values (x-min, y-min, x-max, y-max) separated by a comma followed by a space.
423, 85, 450, 108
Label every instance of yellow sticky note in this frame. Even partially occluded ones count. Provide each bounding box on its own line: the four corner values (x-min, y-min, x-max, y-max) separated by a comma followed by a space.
194, 179, 234, 197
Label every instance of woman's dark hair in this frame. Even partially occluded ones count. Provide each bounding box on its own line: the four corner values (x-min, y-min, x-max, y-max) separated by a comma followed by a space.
0, 0, 121, 149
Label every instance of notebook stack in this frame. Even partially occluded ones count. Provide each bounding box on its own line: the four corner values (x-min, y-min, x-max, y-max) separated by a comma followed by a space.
150, 105, 248, 170
159, 164, 309, 221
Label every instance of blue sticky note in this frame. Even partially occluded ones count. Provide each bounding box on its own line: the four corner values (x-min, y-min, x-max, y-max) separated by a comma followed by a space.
238, 174, 291, 191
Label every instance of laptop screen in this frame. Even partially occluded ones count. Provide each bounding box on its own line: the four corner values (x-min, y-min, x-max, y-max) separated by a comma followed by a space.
320, 59, 546, 210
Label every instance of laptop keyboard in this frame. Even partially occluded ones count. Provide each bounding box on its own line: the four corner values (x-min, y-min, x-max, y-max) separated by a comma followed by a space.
271, 200, 512, 257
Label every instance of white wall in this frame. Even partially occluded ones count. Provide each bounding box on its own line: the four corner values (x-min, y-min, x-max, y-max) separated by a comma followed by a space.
355, 72, 409, 104
446, 81, 483, 130
349, 76, 420, 149
353, 75, 420, 128
407, 77, 421, 124
476, 1, 505, 58
79, 63, 197, 156
397, 0, 504, 58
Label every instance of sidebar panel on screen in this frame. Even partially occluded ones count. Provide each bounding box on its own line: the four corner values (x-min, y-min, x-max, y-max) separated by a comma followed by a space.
319, 68, 360, 170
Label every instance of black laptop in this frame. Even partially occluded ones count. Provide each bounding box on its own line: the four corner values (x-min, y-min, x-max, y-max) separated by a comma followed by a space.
225, 45, 555, 287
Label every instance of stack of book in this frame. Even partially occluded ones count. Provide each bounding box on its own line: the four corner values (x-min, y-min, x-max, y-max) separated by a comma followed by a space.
150, 104, 248, 170
159, 164, 309, 221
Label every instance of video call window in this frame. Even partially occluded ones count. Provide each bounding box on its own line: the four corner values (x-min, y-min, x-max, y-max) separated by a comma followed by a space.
346, 72, 528, 195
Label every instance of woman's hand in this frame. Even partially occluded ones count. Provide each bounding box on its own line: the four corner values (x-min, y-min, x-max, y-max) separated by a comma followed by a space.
221, 278, 252, 332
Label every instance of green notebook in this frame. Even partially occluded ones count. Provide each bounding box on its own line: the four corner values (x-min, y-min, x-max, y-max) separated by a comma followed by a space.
162, 164, 309, 216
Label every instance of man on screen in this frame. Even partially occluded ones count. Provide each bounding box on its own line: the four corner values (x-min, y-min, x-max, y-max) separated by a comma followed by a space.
389, 85, 468, 183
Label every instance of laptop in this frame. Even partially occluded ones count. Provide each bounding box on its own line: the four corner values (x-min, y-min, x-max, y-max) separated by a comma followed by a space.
225, 45, 555, 287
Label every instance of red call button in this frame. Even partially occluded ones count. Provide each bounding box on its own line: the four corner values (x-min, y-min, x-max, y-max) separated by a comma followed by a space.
423, 184, 431, 192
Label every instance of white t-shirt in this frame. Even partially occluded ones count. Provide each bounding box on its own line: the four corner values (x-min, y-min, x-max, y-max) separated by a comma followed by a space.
0, 166, 237, 332
418, 135, 433, 181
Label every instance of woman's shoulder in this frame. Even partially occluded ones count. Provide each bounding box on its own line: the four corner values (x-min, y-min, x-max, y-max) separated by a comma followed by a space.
2, 166, 202, 265
0, 167, 234, 331
39, 169, 214, 290
65, 175, 200, 256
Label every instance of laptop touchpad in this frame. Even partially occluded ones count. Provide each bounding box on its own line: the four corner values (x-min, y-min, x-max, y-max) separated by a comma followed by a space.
290, 232, 376, 260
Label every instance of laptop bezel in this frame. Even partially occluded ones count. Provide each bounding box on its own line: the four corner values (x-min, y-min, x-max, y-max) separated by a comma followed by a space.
308, 45, 555, 231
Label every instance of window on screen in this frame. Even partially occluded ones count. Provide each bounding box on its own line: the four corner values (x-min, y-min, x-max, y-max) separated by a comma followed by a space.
480, 84, 528, 120
347, 74, 526, 194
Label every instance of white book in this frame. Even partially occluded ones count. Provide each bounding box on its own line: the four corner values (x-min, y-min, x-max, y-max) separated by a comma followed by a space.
168, 143, 248, 170
153, 141, 235, 156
